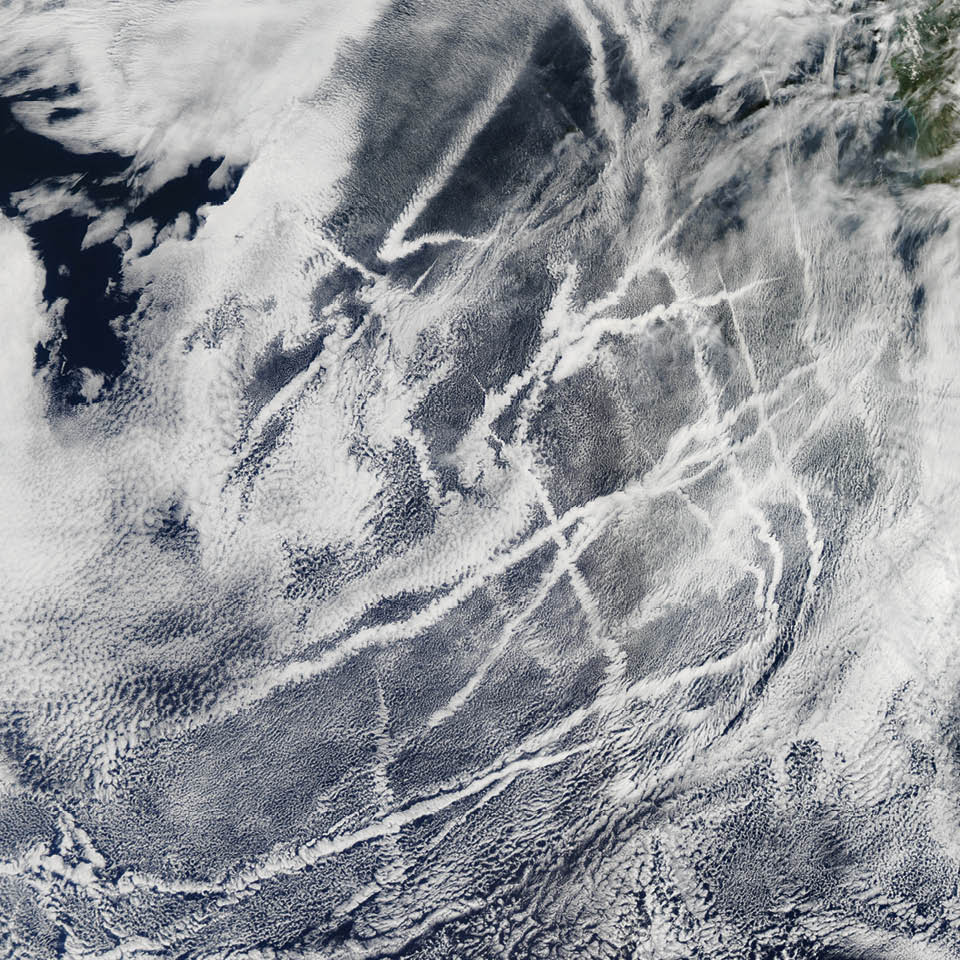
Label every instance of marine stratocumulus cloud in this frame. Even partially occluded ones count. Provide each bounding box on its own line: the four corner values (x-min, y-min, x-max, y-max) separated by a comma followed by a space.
2, 0, 960, 957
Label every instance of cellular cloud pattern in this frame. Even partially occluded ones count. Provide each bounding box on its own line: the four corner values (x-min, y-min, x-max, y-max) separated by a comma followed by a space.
2, 0, 960, 957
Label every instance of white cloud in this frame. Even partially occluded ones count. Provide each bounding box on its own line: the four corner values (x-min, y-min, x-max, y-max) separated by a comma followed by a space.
1, 0, 390, 188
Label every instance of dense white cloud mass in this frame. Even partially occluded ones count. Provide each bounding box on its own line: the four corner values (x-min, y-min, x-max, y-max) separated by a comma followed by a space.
0, 0, 389, 186
3, 0, 960, 956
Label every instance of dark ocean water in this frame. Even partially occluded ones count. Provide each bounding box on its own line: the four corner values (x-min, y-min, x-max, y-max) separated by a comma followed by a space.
0, 91, 243, 402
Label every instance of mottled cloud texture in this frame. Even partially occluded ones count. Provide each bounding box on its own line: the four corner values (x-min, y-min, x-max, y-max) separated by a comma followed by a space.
2, 0, 960, 957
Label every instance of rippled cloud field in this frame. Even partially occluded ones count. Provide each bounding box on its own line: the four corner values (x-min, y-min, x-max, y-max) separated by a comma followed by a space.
2, 0, 960, 956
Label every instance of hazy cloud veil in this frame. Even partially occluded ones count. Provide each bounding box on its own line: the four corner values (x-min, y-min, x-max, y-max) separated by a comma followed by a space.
2, 0, 960, 956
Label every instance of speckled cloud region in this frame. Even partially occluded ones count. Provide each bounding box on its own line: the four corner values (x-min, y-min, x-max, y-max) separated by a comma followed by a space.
1, 0, 960, 955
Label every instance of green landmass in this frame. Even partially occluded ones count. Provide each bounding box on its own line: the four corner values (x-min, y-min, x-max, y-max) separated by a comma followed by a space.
892, 0, 960, 177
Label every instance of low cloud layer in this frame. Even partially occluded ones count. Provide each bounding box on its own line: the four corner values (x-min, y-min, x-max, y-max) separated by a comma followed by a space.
3, 0, 960, 957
